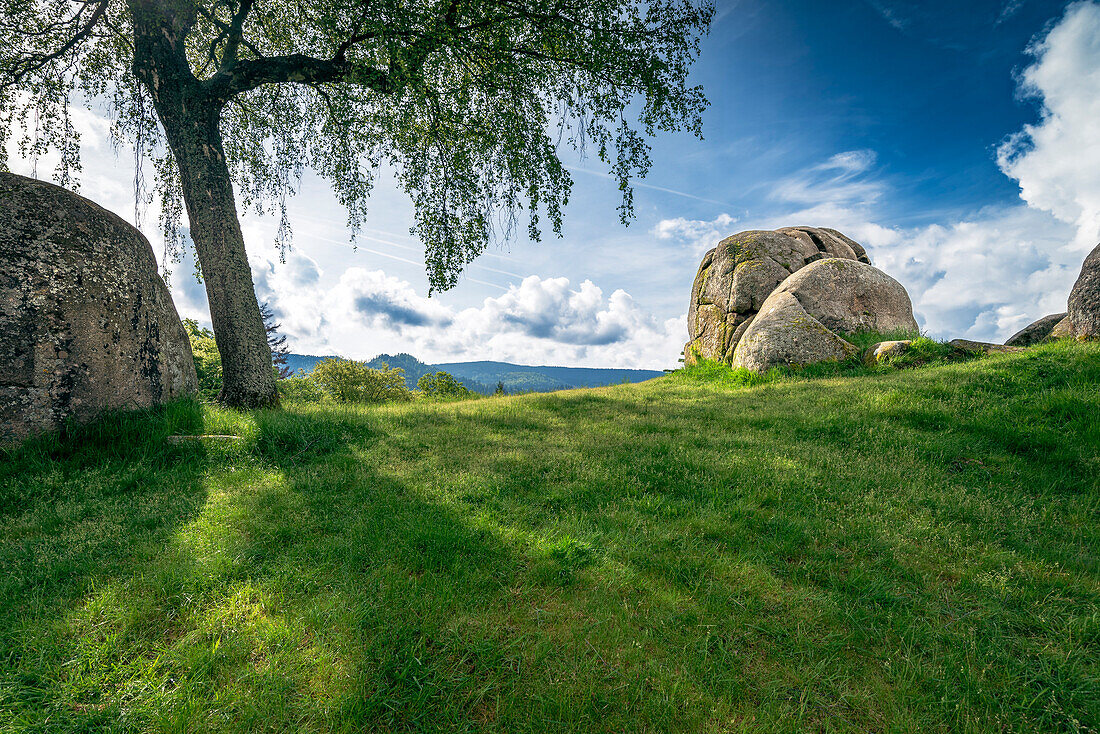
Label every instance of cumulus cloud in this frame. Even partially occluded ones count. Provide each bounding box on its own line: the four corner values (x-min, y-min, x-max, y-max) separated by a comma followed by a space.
893, 0, 1100, 338
473, 276, 651, 346
735, 4, 1100, 343
443, 276, 685, 366
997, 0, 1100, 251
162, 233, 211, 323
17, 2, 1100, 362
242, 262, 685, 368
871, 208, 1076, 338
333, 268, 453, 330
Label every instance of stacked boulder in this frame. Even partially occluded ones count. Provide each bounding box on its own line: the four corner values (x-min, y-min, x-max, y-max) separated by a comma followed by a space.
0, 172, 197, 445
685, 227, 918, 371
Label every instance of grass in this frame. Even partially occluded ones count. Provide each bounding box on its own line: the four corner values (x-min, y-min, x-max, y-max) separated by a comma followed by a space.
679, 330, 966, 387
1, 340, 1098, 732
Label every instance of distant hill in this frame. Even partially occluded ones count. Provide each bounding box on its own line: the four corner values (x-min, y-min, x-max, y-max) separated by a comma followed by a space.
284, 352, 663, 394
283, 353, 338, 376
433, 360, 663, 394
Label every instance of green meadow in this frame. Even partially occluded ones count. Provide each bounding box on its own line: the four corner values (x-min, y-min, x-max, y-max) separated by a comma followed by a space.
1, 341, 1098, 732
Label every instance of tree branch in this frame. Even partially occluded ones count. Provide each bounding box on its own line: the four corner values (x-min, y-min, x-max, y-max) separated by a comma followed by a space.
220, 0, 255, 71
0, 0, 109, 91
207, 54, 393, 98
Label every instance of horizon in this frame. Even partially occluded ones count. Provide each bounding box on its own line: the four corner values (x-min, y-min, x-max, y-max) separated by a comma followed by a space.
5, 0, 1098, 370
288, 351, 666, 372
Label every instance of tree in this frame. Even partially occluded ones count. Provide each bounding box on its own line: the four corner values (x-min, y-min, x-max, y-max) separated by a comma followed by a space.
259, 301, 292, 378
417, 370, 470, 398
0, 0, 714, 408
494, 380, 506, 396
310, 358, 410, 403
182, 318, 223, 398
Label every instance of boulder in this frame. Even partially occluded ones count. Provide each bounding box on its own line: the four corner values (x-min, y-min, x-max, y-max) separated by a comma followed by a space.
1050, 316, 1076, 339
0, 172, 198, 445
686, 227, 870, 362
1067, 242, 1100, 338
732, 258, 917, 372
775, 226, 873, 264
864, 340, 913, 365
762, 258, 919, 336
1004, 313, 1067, 346
948, 339, 1023, 355
730, 292, 857, 372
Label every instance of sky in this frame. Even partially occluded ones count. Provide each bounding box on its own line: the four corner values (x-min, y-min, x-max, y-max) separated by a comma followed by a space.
7, 0, 1100, 369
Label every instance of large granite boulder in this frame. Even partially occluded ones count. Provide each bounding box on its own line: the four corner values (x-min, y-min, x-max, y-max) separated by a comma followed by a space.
732, 258, 918, 372
1067, 242, 1100, 339
685, 226, 873, 363
1004, 313, 1067, 346
730, 292, 858, 372
0, 172, 198, 445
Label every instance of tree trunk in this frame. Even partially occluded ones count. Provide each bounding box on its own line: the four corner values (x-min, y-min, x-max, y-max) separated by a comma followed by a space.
130, 1, 277, 408
164, 105, 278, 408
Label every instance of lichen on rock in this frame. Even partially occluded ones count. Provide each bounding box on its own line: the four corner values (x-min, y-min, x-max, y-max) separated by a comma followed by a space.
683, 226, 915, 369
0, 172, 198, 445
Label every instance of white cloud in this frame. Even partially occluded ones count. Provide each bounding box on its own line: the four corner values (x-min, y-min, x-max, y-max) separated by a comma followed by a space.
753, 189, 1081, 342
243, 261, 686, 368
996, 0, 1027, 26
866, 0, 910, 31
730, 4, 1100, 343
816, 149, 878, 175
653, 213, 736, 254
13, 2, 1100, 362
997, 0, 1100, 251
871, 207, 1077, 339
770, 149, 884, 207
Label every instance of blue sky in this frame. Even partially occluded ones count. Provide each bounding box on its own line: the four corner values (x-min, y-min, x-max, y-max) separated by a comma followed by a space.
8, 0, 1100, 368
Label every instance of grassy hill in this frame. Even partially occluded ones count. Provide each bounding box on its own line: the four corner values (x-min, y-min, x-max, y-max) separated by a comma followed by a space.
1, 341, 1097, 732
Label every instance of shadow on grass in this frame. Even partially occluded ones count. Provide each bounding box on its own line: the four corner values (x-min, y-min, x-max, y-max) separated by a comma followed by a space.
2, 343, 1098, 732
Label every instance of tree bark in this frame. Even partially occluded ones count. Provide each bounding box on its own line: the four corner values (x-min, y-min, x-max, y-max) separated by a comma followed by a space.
130, 0, 277, 408
164, 103, 278, 408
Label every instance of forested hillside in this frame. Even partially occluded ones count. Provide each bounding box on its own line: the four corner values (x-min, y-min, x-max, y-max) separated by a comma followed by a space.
283, 352, 664, 394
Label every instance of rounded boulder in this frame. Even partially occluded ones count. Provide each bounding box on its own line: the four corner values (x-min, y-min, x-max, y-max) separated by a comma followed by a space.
732, 259, 918, 372
0, 172, 198, 444
765, 258, 919, 336
685, 227, 870, 362
1004, 313, 1067, 346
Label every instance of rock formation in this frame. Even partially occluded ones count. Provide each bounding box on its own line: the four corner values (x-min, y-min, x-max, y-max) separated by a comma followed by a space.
1004, 313, 1067, 346
1049, 316, 1076, 339
1067, 242, 1100, 339
685, 227, 917, 370
863, 340, 914, 365
0, 172, 198, 444
948, 339, 1022, 355
731, 258, 919, 372
1005, 243, 1100, 344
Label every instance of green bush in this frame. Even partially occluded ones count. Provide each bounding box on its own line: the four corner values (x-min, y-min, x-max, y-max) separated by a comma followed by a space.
277, 375, 327, 404
183, 319, 222, 400
309, 358, 411, 404
417, 371, 472, 399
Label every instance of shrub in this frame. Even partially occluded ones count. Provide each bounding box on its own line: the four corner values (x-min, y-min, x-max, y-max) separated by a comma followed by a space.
277, 375, 327, 404
417, 371, 472, 399
183, 319, 222, 400
309, 358, 412, 404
